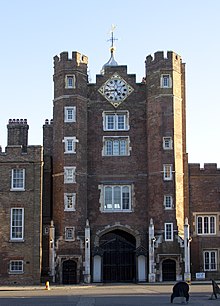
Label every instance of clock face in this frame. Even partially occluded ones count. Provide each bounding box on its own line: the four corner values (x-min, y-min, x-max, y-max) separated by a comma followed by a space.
98, 73, 134, 107
104, 78, 128, 101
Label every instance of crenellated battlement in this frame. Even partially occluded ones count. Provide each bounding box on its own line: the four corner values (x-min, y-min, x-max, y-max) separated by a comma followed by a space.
0, 144, 42, 159
146, 51, 181, 64
53, 51, 88, 70
189, 163, 220, 175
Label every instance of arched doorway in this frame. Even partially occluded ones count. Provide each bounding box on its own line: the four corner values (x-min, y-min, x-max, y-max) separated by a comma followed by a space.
62, 259, 77, 284
162, 259, 176, 281
100, 229, 136, 283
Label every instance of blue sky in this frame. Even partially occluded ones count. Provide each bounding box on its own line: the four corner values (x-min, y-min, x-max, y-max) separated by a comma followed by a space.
0, 0, 220, 165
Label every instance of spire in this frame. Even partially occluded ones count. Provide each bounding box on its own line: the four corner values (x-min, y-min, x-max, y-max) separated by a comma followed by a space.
101, 25, 118, 74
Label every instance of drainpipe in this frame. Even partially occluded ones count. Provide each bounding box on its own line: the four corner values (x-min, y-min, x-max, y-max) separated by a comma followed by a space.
148, 218, 156, 282
184, 217, 191, 283
49, 220, 55, 282
84, 219, 91, 283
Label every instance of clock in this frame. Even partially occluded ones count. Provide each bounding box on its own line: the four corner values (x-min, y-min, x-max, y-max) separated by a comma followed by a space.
98, 73, 134, 107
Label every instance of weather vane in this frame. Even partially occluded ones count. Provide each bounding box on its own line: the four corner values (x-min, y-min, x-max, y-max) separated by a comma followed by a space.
107, 24, 118, 51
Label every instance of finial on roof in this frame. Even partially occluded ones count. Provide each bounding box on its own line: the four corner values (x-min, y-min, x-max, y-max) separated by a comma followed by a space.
101, 24, 118, 74
109, 24, 117, 53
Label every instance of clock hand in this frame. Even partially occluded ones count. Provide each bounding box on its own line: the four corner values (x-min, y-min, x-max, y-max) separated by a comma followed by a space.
105, 89, 115, 93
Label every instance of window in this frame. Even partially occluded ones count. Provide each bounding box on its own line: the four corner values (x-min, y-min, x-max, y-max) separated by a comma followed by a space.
197, 215, 216, 235
65, 227, 75, 240
44, 226, 49, 235
64, 167, 76, 183
163, 164, 173, 181
163, 137, 173, 150
164, 195, 173, 209
9, 260, 23, 274
165, 223, 173, 241
63, 137, 78, 153
161, 74, 172, 88
103, 185, 131, 211
11, 169, 25, 190
65, 75, 75, 88
10, 208, 24, 241
103, 112, 129, 131
64, 193, 76, 211
64, 106, 76, 122
103, 137, 130, 156
204, 250, 217, 271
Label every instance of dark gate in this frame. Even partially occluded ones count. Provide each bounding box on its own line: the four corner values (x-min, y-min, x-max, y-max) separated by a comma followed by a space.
62, 259, 77, 284
162, 259, 176, 281
100, 230, 136, 283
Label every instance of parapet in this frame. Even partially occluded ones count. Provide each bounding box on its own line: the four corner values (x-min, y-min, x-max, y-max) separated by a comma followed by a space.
0, 145, 42, 160
53, 51, 88, 72
146, 51, 181, 66
189, 163, 220, 175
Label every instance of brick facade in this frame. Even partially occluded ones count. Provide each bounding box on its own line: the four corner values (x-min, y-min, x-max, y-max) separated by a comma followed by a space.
1, 49, 219, 284
189, 163, 220, 280
41, 50, 188, 284
0, 120, 43, 285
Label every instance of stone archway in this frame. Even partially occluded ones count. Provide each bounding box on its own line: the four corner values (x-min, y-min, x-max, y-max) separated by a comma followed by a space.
162, 259, 176, 281
94, 224, 141, 248
62, 259, 77, 284
100, 229, 136, 282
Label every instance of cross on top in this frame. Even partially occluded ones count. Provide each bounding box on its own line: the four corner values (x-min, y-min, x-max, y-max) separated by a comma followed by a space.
108, 24, 118, 50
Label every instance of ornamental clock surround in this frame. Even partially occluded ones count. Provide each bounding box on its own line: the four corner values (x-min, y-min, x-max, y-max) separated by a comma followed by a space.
98, 73, 134, 108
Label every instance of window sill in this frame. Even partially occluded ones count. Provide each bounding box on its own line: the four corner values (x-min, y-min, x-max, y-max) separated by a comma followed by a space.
64, 209, 76, 212
102, 210, 132, 213
103, 129, 129, 132
9, 239, 24, 242
204, 270, 217, 272
64, 181, 76, 184
197, 233, 216, 236
103, 155, 130, 157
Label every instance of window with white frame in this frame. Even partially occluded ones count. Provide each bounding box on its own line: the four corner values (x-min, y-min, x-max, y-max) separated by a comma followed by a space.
64, 193, 76, 211
103, 112, 129, 131
11, 169, 25, 190
163, 164, 173, 181
64, 106, 76, 123
163, 137, 173, 150
63, 137, 78, 154
103, 185, 131, 211
165, 223, 173, 241
164, 195, 173, 209
204, 250, 217, 271
103, 137, 130, 156
65, 227, 75, 240
64, 167, 76, 184
65, 75, 76, 89
44, 226, 49, 235
9, 260, 23, 274
10, 208, 24, 241
197, 215, 216, 235
161, 74, 172, 88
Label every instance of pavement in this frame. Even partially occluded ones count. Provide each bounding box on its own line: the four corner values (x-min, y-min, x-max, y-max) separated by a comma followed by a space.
0, 280, 216, 291
0, 281, 219, 305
